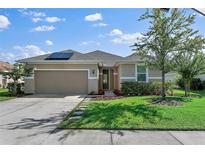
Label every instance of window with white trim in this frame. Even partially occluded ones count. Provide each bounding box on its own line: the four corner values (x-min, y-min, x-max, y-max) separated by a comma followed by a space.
137, 65, 146, 82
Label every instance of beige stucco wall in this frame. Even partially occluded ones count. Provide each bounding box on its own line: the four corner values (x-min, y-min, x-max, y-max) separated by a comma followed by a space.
148, 69, 161, 77
24, 78, 34, 94
120, 64, 161, 78
119, 64, 162, 89
120, 64, 135, 77
88, 79, 98, 93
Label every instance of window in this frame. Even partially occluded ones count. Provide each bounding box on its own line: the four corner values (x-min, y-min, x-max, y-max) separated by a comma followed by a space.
137, 65, 147, 82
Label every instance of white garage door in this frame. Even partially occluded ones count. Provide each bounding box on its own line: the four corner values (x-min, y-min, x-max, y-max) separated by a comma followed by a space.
35, 70, 88, 94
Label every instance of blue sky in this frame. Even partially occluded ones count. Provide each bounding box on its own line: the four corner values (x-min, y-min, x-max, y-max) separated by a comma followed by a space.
0, 8, 205, 63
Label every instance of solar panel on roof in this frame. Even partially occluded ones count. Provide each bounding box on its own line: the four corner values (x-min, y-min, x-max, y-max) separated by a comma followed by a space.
45, 52, 73, 60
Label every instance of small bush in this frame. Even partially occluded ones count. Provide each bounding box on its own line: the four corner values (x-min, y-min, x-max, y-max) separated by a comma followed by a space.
177, 78, 204, 90
176, 78, 185, 89
7, 82, 24, 95
191, 78, 203, 90
113, 89, 121, 96
121, 81, 173, 96
98, 89, 104, 95
202, 80, 205, 89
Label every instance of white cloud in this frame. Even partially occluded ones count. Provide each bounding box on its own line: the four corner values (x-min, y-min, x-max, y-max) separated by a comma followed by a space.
0, 51, 15, 62
0, 45, 49, 63
45, 40, 53, 46
0, 15, 10, 31
80, 41, 100, 46
45, 17, 66, 23
32, 17, 42, 23
13, 45, 48, 58
85, 13, 102, 21
18, 9, 67, 24
109, 29, 143, 44
30, 11, 46, 17
31, 25, 55, 32
109, 29, 123, 36
93, 23, 108, 27
19, 9, 46, 17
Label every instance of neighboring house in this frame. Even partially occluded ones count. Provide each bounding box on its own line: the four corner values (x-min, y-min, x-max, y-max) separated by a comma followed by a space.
0, 61, 13, 88
165, 72, 205, 82
17, 50, 162, 94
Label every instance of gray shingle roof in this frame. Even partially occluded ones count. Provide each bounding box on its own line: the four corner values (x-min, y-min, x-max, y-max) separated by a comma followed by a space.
17, 49, 142, 65
84, 50, 124, 66
17, 49, 96, 63
85, 50, 123, 61
123, 53, 143, 61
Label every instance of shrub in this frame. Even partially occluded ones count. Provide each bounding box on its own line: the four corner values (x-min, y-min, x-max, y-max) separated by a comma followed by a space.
191, 78, 203, 90
177, 78, 203, 90
113, 89, 121, 96
98, 89, 104, 95
176, 78, 185, 89
7, 82, 24, 95
202, 80, 205, 89
121, 81, 173, 96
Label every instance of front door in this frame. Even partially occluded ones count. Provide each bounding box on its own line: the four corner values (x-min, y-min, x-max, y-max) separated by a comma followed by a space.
103, 69, 109, 90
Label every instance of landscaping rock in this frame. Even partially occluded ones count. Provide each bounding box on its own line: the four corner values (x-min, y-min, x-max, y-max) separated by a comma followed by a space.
151, 99, 182, 106
72, 111, 84, 116
69, 116, 82, 121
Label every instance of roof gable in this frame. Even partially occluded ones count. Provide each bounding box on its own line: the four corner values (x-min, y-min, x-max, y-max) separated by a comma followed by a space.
85, 50, 123, 60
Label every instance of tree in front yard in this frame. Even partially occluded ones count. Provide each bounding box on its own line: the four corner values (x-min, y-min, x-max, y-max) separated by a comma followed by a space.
132, 9, 200, 100
174, 38, 205, 96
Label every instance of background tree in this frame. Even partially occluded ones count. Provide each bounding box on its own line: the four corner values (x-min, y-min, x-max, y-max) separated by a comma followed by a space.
2, 63, 24, 82
1, 63, 25, 95
174, 37, 205, 97
132, 9, 199, 100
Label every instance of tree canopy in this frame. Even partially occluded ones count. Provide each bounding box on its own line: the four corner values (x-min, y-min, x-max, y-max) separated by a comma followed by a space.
132, 9, 203, 99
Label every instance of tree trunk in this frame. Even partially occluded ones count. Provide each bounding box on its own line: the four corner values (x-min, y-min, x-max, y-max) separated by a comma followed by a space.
161, 69, 166, 100
184, 81, 190, 97
187, 81, 190, 96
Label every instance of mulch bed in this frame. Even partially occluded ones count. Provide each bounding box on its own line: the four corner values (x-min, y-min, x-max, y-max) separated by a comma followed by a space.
151, 99, 182, 106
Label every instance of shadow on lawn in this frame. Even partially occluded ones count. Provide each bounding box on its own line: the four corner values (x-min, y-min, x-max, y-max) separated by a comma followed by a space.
66, 103, 171, 128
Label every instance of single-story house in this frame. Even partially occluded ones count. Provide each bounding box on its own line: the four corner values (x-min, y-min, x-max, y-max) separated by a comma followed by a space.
17, 50, 162, 94
0, 61, 13, 88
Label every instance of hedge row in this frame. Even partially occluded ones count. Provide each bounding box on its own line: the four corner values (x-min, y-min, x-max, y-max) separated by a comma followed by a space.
121, 81, 173, 96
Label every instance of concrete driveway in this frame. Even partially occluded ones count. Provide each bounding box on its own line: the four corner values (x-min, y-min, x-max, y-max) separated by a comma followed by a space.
0, 94, 84, 144
1, 95, 205, 145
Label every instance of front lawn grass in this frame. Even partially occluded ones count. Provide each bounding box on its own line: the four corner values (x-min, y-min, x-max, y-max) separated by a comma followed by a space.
0, 88, 15, 102
60, 89, 205, 130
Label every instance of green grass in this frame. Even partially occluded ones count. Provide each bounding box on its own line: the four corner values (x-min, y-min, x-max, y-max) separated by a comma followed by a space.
0, 88, 15, 102
60, 89, 205, 130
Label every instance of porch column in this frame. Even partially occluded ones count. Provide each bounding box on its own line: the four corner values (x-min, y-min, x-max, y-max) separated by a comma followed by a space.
113, 66, 120, 90
98, 67, 103, 90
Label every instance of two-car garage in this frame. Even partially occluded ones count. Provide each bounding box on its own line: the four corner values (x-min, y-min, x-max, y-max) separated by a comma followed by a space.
34, 70, 88, 94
